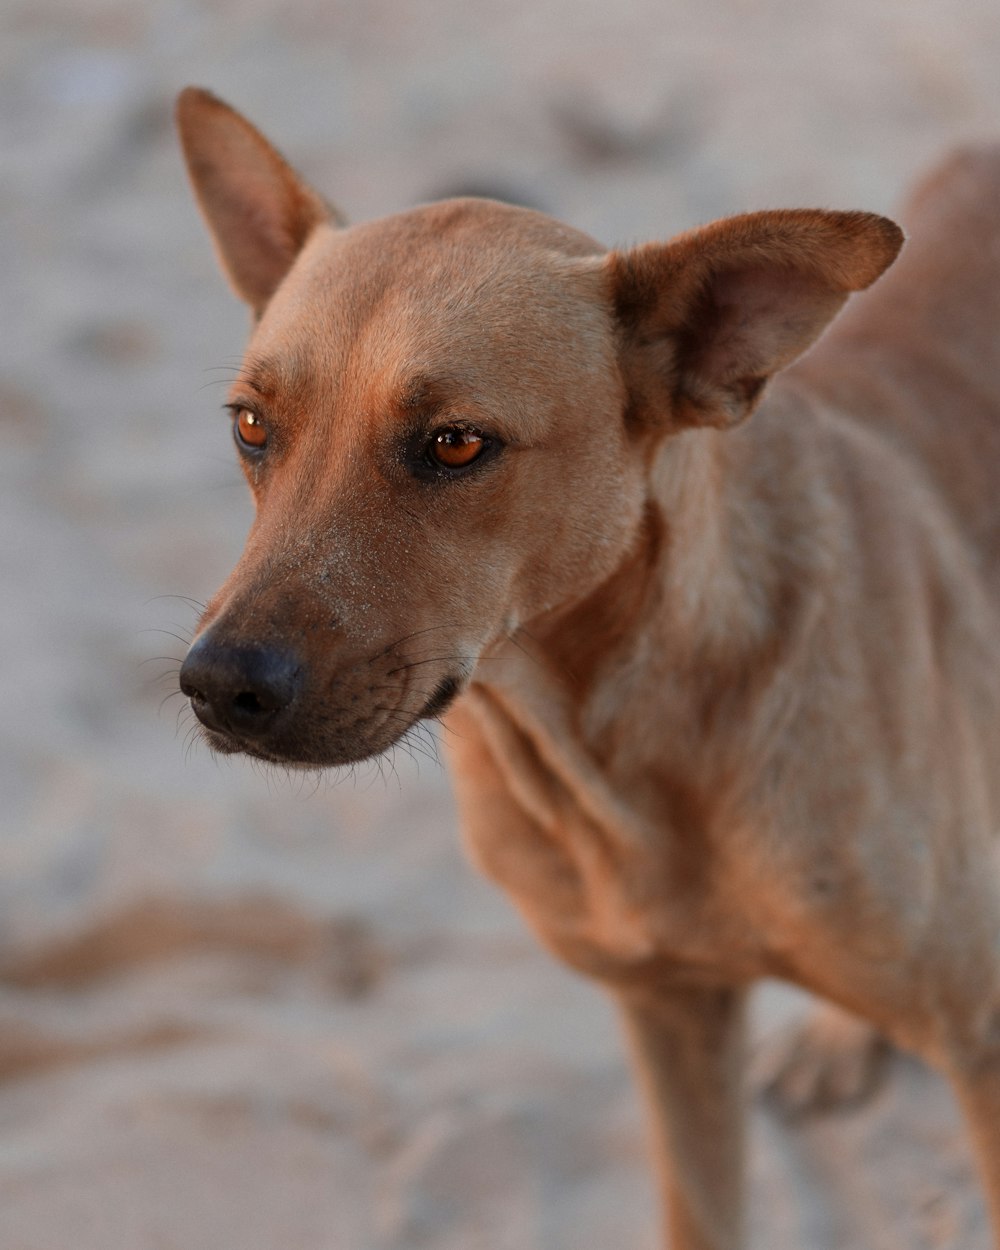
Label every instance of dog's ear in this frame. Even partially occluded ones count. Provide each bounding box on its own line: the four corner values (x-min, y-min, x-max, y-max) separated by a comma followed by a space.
607, 209, 903, 430
175, 87, 341, 313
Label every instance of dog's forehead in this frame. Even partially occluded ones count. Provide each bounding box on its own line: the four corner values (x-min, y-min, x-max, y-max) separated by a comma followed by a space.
247, 198, 615, 417
338, 196, 607, 271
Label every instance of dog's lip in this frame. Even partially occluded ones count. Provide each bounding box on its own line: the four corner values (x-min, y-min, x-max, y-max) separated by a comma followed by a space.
197, 724, 315, 768
193, 692, 458, 769
420, 674, 463, 719
197, 726, 246, 756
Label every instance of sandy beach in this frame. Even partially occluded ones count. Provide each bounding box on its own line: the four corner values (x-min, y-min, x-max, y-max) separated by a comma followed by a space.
4, 1, 1000, 1245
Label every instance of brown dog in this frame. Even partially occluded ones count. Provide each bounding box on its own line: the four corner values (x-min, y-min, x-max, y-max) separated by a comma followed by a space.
175, 86, 1000, 1247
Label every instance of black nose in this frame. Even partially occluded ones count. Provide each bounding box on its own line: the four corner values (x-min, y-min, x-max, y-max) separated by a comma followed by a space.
179, 636, 303, 740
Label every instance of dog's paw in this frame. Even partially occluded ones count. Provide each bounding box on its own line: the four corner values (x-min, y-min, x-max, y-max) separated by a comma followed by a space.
753, 1003, 891, 1120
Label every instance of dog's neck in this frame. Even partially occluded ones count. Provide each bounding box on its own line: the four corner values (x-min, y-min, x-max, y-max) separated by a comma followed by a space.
471, 378, 832, 794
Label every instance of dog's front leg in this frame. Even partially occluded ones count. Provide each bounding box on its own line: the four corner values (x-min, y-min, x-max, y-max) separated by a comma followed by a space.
946, 1026, 1000, 1240
617, 982, 748, 1250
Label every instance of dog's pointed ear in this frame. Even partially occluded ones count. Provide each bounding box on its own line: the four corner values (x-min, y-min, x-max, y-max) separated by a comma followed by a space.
175, 87, 342, 313
606, 209, 904, 430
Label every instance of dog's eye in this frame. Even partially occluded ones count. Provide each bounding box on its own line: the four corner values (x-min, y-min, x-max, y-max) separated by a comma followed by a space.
233, 408, 268, 450
428, 427, 486, 470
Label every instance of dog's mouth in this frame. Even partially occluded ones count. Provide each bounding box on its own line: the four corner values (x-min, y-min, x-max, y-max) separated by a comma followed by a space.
193, 702, 448, 768
182, 640, 465, 765
420, 674, 462, 719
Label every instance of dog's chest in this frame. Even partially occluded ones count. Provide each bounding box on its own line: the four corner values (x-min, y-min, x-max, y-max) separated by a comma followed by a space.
446, 690, 767, 985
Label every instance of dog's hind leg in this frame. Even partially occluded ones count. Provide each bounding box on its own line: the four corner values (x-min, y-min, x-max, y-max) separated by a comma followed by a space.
617, 983, 748, 1250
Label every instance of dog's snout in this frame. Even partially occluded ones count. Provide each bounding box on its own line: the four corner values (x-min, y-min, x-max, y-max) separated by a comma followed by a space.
180, 636, 302, 740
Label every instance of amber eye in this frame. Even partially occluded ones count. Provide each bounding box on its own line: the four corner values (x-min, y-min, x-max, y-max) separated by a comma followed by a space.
429, 427, 486, 469
234, 408, 268, 450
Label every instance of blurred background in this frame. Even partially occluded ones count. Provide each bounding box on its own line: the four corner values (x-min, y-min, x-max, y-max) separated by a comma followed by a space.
3, 1, 1000, 1246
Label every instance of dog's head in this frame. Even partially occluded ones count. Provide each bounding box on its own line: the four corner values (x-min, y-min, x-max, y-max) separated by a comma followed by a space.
175, 88, 901, 768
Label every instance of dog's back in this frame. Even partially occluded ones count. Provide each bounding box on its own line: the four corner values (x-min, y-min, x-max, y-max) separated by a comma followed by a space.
793, 146, 1000, 578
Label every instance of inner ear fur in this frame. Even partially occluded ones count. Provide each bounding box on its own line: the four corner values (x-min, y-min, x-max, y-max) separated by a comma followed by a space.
176, 86, 341, 313
607, 209, 904, 429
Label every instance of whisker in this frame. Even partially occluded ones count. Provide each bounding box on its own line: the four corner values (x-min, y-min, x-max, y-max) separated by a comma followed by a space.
144, 594, 207, 613
140, 628, 194, 648
183, 722, 202, 763
158, 689, 187, 716
372, 710, 443, 769
199, 378, 247, 392
386, 654, 479, 676
503, 627, 550, 673
409, 728, 442, 770
145, 673, 184, 697
367, 623, 463, 664
392, 734, 422, 776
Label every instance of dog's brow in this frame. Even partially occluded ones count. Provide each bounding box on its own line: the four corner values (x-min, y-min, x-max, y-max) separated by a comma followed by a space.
393, 374, 458, 414
236, 354, 306, 400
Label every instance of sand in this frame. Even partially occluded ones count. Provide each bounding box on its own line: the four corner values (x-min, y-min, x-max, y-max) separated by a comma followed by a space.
3, 0, 1000, 1245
